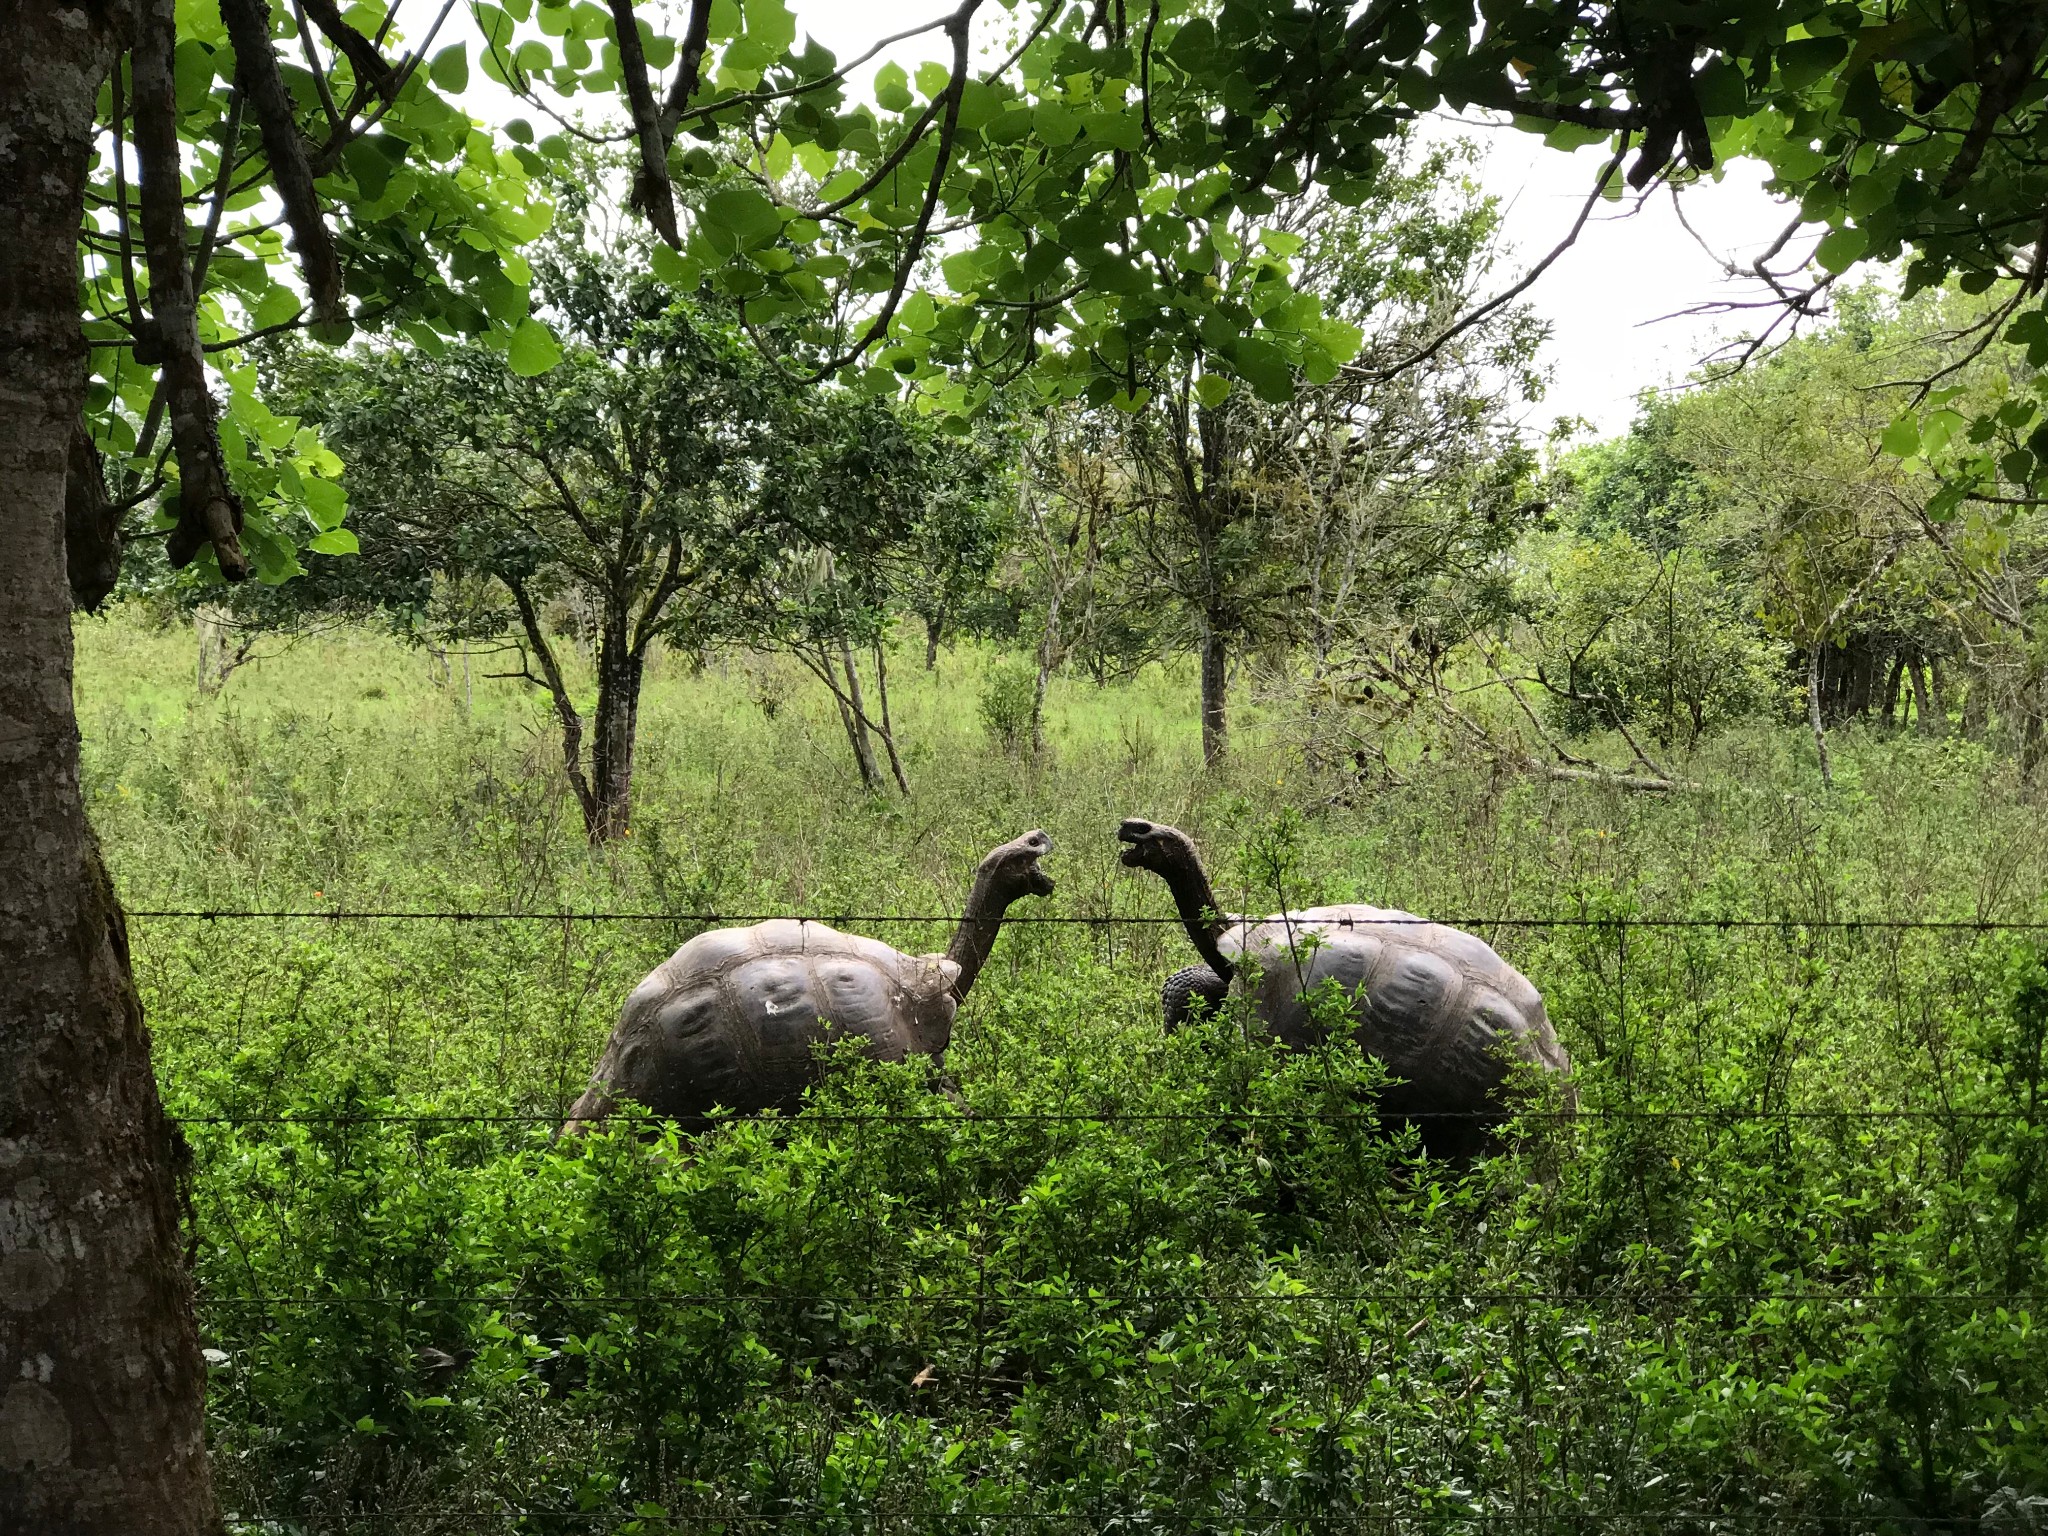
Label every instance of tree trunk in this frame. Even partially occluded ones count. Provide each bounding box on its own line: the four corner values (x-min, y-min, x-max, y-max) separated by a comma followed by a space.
1927, 655, 1949, 737
1842, 638, 1876, 719
192, 604, 255, 696
1, 5, 223, 1530
2022, 657, 2047, 784
1881, 652, 1906, 729
871, 644, 911, 795
1199, 626, 1228, 766
507, 581, 600, 836
1962, 661, 1987, 740
1908, 654, 1935, 737
1807, 646, 1834, 788
923, 613, 942, 670
838, 644, 884, 791
1032, 583, 1062, 760
587, 618, 644, 842
195, 605, 227, 694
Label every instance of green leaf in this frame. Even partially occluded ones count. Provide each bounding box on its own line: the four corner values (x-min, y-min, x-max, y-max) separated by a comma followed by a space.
1193, 374, 1231, 409
940, 250, 984, 293
954, 80, 1001, 132
916, 61, 949, 100
429, 43, 469, 93
1879, 414, 1919, 458
250, 284, 302, 330
301, 477, 348, 531
874, 62, 913, 114
699, 186, 783, 253
506, 318, 563, 376
174, 40, 218, 106
1813, 226, 1868, 274
1925, 480, 1969, 522
793, 140, 835, 180
898, 291, 938, 333
1034, 103, 1080, 147
649, 243, 700, 289
1230, 335, 1294, 403
307, 528, 360, 556
1083, 109, 1144, 152
741, 0, 795, 53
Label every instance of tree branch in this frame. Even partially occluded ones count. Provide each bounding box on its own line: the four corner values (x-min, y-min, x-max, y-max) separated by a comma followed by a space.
609, 0, 683, 247
297, 0, 397, 100
67, 426, 125, 612
806, 4, 979, 377
506, 577, 600, 828
1350, 134, 1629, 385
291, 0, 345, 131
219, 0, 347, 331
653, 0, 716, 142
133, 0, 249, 580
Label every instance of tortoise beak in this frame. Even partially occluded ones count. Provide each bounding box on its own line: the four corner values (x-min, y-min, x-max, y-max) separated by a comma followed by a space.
1117, 817, 1155, 868
1018, 830, 1055, 897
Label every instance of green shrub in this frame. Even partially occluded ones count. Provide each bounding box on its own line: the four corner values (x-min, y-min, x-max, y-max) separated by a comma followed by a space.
977, 655, 1039, 751
1527, 532, 1787, 749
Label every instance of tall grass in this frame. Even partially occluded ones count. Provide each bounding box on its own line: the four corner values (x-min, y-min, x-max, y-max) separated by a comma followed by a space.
76, 609, 2048, 1533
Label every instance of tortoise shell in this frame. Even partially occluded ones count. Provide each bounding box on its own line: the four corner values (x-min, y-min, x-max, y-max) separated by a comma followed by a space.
1222, 905, 1569, 1128
569, 920, 960, 1128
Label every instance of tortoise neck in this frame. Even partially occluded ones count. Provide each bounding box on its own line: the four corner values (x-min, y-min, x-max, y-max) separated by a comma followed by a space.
944, 864, 1016, 1002
1161, 852, 1235, 982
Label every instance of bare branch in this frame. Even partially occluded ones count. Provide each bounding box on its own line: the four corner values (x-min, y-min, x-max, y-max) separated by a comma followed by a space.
507, 578, 600, 828
291, 0, 345, 131
797, 7, 979, 378
1350, 135, 1630, 384
654, 0, 716, 141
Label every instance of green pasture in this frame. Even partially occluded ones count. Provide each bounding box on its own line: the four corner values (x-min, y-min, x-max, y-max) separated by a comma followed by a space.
78, 612, 2048, 1534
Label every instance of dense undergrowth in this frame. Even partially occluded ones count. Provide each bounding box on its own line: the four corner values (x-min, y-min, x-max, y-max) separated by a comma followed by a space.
77, 612, 2048, 1534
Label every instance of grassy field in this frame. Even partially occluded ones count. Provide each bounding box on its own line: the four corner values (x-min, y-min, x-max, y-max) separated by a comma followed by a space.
77, 610, 2048, 1534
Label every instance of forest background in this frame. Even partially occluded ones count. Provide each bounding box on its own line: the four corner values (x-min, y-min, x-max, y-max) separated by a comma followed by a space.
14, 0, 2048, 1531
93, 116, 2048, 1536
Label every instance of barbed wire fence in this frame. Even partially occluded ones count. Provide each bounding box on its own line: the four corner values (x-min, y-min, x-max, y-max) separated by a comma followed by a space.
130, 903, 2048, 1535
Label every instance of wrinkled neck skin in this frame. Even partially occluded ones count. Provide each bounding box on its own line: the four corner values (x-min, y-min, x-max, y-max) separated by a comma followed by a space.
944, 863, 1020, 1002
1162, 852, 1235, 983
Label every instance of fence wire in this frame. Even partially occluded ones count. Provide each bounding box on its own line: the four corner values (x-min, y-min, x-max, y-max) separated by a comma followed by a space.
127, 906, 2048, 929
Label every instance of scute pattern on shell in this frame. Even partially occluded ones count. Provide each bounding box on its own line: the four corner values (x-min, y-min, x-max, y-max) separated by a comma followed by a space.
577, 920, 961, 1127
1223, 905, 1569, 1118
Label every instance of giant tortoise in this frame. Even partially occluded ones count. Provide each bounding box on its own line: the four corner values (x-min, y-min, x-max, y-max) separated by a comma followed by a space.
567, 830, 1054, 1131
1116, 817, 1568, 1154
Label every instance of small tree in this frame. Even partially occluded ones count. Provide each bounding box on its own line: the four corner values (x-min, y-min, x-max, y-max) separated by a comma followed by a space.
1052, 139, 1543, 764
276, 206, 935, 838
743, 402, 1005, 793
1524, 531, 1787, 751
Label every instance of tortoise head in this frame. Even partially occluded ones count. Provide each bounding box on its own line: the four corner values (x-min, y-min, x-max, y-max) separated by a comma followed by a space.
1116, 817, 1202, 879
978, 828, 1056, 902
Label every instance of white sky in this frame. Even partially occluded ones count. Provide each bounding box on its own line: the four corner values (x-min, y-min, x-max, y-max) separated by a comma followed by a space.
452, 0, 1817, 440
